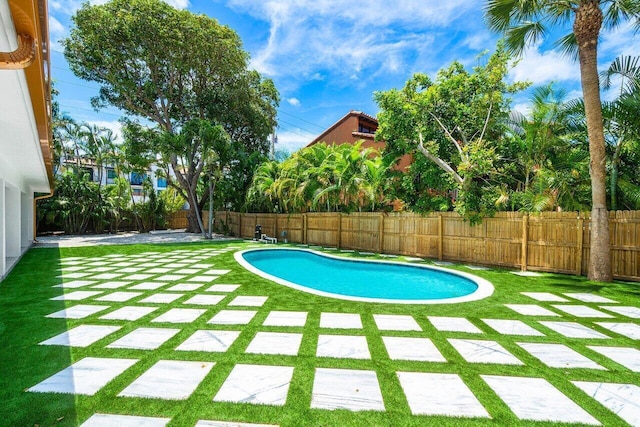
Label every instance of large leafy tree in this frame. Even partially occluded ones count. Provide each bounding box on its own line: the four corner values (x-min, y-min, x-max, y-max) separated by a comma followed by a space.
484, 0, 640, 281
375, 47, 527, 221
63, 0, 278, 233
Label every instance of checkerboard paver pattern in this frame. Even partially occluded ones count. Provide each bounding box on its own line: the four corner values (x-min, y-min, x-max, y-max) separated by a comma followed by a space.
28, 247, 640, 426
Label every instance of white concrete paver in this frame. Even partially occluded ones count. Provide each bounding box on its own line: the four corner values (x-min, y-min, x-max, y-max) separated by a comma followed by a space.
263, 311, 308, 327
448, 339, 523, 365
29, 357, 138, 395
107, 328, 180, 350
245, 332, 303, 356
428, 317, 482, 333
129, 282, 167, 291
95, 292, 142, 302
176, 330, 241, 352
551, 305, 614, 318
517, 342, 606, 370
596, 322, 640, 340
100, 306, 158, 321
373, 314, 421, 331
520, 292, 568, 302
539, 321, 610, 339
564, 293, 617, 303
316, 335, 370, 359
53, 280, 97, 288
40, 325, 121, 347
397, 372, 489, 418
139, 293, 184, 304
206, 284, 240, 293
482, 375, 599, 425
587, 346, 640, 372
573, 381, 640, 427
151, 308, 206, 323
166, 283, 205, 292
208, 310, 257, 325
599, 305, 640, 319
311, 368, 385, 412
50, 291, 103, 301
92, 281, 132, 289
504, 304, 560, 316
228, 296, 268, 307
80, 414, 170, 427
320, 313, 363, 329
119, 360, 214, 400
183, 294, 226, 305
382, 337, 446, 362
213, 364, 294, 406
481, 319, 544, 336
46, 304, 110, 319
154, 275, 186, 282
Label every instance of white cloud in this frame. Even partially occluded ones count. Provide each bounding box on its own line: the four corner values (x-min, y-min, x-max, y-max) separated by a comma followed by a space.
509, 43, 579, 85
286, 97, 300, 107
275, 128, 317, 153
232, 0, 482, 84
87, 120, 124, 144
162, 0, 190, 9
600, 21, 637, 59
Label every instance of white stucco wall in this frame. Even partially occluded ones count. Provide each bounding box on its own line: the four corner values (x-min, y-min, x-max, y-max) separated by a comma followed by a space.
0, 0, 51, 281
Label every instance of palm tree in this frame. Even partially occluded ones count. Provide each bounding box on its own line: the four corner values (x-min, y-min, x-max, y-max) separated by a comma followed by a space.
485, 0, 640, 281
600, 56, 640, 210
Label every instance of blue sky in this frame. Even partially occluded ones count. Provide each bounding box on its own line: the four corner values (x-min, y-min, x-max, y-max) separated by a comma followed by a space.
48, 0, 638, 152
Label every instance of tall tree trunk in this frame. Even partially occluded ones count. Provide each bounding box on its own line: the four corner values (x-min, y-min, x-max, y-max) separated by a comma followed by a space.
574, 1, 612, 281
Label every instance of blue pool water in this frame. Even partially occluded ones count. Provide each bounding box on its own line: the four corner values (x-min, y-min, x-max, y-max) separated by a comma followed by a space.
239, 249, 485, 302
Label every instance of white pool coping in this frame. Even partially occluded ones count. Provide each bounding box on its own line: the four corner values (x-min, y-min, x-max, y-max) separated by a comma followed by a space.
234, 248, 494, 304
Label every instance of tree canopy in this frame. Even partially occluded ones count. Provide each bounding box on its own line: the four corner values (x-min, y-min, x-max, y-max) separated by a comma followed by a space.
375, 47, 528, 221
63, 0, 279, 233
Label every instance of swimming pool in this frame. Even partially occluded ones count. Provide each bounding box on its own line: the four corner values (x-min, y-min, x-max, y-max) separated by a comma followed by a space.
235, 248, 493, 304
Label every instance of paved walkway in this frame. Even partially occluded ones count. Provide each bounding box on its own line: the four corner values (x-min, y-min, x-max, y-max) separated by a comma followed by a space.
34, 229, 235, 248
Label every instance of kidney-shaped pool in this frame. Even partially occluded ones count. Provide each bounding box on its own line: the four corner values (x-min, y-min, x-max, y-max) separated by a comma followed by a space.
235, 248, 493, 304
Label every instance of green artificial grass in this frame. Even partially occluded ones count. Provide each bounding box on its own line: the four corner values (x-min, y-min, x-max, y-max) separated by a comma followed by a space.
0, 240, 638, 426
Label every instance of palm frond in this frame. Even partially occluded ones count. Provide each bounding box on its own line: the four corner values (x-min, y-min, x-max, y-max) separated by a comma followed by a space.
504, 21, 547, 55
554, 33, 578, 60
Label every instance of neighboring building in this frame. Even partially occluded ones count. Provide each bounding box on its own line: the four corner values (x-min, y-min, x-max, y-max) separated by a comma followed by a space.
306, 110, 412, 170
59, 157, 170, 202
0, 0, 53, 280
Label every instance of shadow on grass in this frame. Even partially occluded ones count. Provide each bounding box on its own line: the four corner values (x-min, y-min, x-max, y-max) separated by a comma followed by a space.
0, 246, 78, 426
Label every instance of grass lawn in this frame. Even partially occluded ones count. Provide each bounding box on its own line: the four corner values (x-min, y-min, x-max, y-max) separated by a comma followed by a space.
0, 240, 638, 426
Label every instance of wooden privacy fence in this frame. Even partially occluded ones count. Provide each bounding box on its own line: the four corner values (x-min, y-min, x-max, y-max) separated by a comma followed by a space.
169, 210, 640, 282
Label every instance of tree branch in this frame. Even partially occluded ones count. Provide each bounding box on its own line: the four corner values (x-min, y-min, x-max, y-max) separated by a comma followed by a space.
417, 132, 464, 184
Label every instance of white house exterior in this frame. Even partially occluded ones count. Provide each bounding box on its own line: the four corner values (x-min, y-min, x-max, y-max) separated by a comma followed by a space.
0, 0, 53, 280
59, 158, 171, 203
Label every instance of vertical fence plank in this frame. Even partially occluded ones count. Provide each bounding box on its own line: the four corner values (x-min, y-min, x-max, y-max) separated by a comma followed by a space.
576, 215, 584, 276
337, 213, 342, 249
438, 214, 443, 261
379, 213, 384, 253
521, 214, 528, 271
303, 214, 307, 244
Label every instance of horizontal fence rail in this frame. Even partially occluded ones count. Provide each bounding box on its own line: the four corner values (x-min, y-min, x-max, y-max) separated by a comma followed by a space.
169, 210, 640, 282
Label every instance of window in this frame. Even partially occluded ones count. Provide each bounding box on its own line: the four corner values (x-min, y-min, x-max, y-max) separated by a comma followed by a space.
132, 188, 143, 196
157, 177, 167, 188
106, 168, 116, 183
358, 123, 374, 134
130, 172, 146, 185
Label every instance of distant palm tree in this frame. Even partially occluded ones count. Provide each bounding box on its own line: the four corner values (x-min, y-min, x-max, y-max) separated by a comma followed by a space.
485, 0, 640, 281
